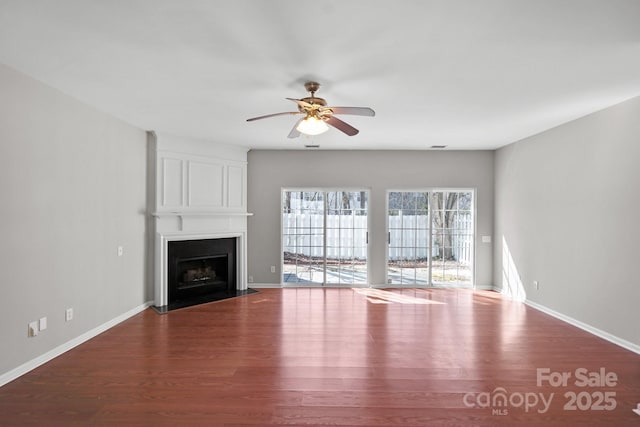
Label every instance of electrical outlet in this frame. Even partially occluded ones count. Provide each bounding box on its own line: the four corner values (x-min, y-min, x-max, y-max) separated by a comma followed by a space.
248, 275, 254, 283
39, 317, 47, 331
533, 280, 539, 290
117, 246, 124, 257
28, 321, 38, 337
65, 308, 73, 322
270, 266, 276, 273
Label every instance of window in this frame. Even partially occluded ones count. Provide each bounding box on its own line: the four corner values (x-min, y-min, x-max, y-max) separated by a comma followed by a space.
282, 190, 369, 285
388, 190, 474, 287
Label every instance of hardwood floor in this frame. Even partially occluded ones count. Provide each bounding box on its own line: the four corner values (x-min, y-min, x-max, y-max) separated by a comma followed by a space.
1, 288, 639, 426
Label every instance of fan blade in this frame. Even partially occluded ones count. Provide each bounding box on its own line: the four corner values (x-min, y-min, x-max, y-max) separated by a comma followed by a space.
288, 118, 303, 139
325, 116, 359, 136
246, 111, 301, 122
321, 106, 375, 116
286, 97, 313, 109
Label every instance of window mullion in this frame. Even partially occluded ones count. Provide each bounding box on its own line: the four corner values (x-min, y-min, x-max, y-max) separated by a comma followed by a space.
323, 192, 327, 285
428, 191, 433, 287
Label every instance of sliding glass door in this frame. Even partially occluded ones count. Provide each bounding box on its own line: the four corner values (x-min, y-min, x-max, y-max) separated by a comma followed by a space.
325, 191, 368, 284
283, 190, 368, 285
387, 190, 474, 287
282, 191, 325, 284
388, 191, 431, 284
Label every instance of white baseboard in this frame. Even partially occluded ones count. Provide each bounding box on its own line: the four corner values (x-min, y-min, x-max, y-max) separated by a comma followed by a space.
249, 283, 282, 288
525, 299, 640, 355
251, 283, 491, 290
0, 301, 153, 388
251, 283, 379, 288
251, 283, 398, 289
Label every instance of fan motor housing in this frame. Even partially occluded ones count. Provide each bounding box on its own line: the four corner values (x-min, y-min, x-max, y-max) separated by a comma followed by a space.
304, 81, 321, 93
300, 97, 327, 111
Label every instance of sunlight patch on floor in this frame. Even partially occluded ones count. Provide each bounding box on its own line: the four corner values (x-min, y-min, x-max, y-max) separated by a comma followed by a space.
353, 288, 446, 305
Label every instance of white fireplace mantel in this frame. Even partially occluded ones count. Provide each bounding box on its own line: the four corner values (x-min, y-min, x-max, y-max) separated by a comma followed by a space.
152, 211, 253, 234
152, 212, 253, 217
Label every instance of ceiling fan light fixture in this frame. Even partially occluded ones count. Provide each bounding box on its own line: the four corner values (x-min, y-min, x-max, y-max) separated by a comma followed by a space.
296, 116, 329, 136
246, 81, 374, 138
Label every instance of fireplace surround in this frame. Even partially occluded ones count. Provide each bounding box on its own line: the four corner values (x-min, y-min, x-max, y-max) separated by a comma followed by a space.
154, 229, 249, 309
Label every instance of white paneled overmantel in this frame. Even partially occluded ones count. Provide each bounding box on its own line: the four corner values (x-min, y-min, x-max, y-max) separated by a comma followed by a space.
151, 132, 252, 307
156, 145, 247, 214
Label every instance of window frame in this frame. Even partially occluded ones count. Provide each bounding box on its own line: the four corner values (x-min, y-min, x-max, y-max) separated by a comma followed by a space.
281, 187, 371, 286
385, 188, 476, 288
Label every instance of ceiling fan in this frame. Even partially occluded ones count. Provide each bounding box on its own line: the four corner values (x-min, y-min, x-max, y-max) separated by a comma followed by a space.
246, 81, 375, 138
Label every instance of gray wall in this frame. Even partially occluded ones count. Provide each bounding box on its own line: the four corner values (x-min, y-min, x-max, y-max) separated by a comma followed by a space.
494, 96, 640, 347
248, 150, 494, 287
0, 63, 148, 376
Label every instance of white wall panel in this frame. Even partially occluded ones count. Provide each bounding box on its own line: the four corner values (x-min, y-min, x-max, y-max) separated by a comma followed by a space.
188, 161, 224, 208
157, 149, 246, 213
227, 165, 244, 209
161, 158, 184, 208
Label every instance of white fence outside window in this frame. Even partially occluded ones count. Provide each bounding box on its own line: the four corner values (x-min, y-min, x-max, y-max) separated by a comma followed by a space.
283, 213, 472, 263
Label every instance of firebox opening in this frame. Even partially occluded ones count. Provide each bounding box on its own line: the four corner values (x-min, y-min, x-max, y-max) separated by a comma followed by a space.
168, 238, 236, 306
177, 255, 227, 290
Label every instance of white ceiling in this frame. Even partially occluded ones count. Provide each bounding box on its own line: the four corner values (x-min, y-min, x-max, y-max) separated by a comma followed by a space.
1, 0, 640, 150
